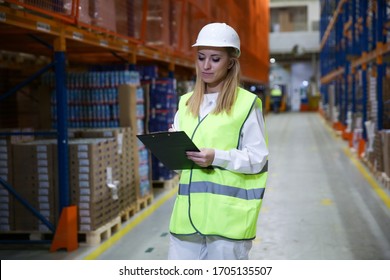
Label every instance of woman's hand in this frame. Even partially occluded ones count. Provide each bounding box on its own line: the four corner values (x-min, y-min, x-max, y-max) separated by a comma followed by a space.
186, 148, 215, 167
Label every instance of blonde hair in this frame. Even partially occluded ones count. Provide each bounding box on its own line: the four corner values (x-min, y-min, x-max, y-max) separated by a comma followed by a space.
186, 47, 241, 116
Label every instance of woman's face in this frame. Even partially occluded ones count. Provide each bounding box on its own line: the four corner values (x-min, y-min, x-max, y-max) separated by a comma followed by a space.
197, 46, 231, 92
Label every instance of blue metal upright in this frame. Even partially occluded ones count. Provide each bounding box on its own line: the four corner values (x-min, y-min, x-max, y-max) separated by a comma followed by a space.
376, 0, 386, 131
351, 0, 357, 115
54, 51, 70, 212
361, 0, 369, 139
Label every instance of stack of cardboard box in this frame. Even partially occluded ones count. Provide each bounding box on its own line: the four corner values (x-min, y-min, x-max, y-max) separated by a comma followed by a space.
75, 127, 139, 215
382, 130, 390, 179
0, 134, 16, 231
0, 130, 35, 232
69, 137, 120, 232
12, 139, 58, 231
1, 126, 140, 233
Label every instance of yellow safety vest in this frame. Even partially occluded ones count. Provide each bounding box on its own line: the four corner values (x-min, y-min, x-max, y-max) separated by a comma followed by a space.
271, 88, 282, 97
169, 88, 268, 240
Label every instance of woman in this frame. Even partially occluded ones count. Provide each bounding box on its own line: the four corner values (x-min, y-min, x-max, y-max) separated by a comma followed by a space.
168, 23, 269, 260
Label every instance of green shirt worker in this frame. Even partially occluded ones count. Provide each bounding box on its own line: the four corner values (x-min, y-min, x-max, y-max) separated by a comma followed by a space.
168, 23, 269, 260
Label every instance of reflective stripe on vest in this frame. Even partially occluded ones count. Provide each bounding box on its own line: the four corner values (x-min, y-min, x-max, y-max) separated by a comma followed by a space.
178, 181, 265, 200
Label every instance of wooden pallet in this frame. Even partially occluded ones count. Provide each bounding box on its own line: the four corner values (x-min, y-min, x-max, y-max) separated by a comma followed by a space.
119, 203, 137, 224
1, 195, 156, 247
137, 192, 153, 212
78, 216, 121, 246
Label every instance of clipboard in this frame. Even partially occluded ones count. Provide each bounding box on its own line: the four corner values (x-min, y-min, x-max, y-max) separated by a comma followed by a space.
137, 131, 201, 170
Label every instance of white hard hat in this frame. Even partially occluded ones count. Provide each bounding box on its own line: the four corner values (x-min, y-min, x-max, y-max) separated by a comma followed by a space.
192, 23, 241, 57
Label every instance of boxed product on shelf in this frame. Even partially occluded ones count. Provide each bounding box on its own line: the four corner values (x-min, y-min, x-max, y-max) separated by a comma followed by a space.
368, 131, 384, 173
137, 65, 159, 80
0, 129, 35, 231
382, 130, 390, 178
73, 127, 139, 212
89, 0, 117, 32
3, 130, 141, 233
145, 0, 169, 45
0, 185, 12, 231
44, 70, 141, 129
0, 135, 13, 231
146, 78, 178, 181
382, 78, 390, 129
69, 137, 121, 231
76, 0, 92, 25
118, 84, 152, 198
12, 139, 59, 232
118, 84, 138, 130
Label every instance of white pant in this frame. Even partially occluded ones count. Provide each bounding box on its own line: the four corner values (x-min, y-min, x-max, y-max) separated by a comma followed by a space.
167, 233, 253, 260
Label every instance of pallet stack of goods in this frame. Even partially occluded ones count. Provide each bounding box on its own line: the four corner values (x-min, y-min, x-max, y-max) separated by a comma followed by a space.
379, 77, 390, 188
42, 70, 140, 129
362, 76, 390, 189
69, 137, 120, 232
135, 85, 152, 200
71, 126, 139, 233
0, 69, 155, 243
137, 65, 179, 183
118, 83, 153, 206
0, 129, 34, 232
44, 68, 153, 204
0, 127, 139, 238
12, 139, 59, 232
149, 78, 178, 181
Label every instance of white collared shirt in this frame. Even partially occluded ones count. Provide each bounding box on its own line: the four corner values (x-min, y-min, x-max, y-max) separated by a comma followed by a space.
173, 92, 268, 174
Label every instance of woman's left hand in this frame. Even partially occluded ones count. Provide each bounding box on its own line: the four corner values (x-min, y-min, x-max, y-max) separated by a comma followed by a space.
186, 148, 215, 167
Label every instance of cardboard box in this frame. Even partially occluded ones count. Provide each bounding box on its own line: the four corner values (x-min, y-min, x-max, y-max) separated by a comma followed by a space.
382, 130, 390, 177
74, 127, 140, 212
0, 186, 14, 231
12, 139, 58, 232
0, 129, 35, 231
118, 85, 137, 130
69, 137, 121, 231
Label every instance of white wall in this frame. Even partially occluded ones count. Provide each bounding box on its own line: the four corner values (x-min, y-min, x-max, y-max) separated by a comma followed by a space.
269, 0, 320, 54
270, 31, 320, 53
270, 0, 320, 29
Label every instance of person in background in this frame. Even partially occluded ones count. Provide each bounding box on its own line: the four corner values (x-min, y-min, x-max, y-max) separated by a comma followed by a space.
167, 22, 269, 260
270, 85, 282, 113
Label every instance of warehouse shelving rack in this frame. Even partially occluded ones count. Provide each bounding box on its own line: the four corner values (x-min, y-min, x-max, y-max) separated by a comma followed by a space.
320, 0, 388, 138
0, 0, 270, 251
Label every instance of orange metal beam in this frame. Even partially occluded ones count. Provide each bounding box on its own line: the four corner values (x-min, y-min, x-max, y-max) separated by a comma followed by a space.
320, 0, 348, 50
320, 67, 345, 84
350, 41, 390, 69
177, 0, 188, 51
140, 0, 148, 44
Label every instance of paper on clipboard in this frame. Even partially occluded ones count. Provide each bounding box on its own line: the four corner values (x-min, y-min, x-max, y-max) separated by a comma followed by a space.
136, 131, 201, 170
